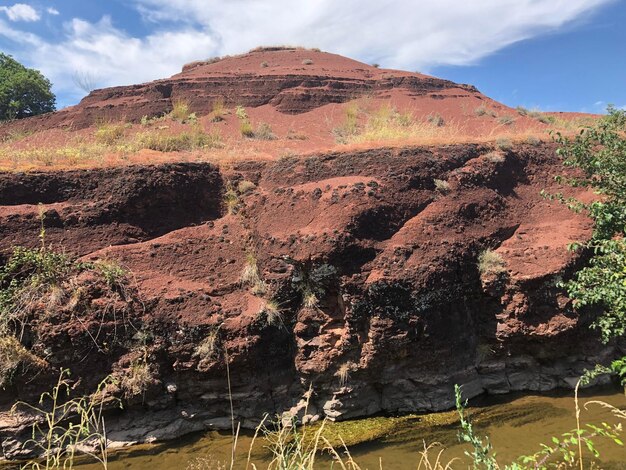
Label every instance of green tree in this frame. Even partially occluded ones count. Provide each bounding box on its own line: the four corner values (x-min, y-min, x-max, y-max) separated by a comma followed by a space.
0, 53, 56, 121
553, 106, 626, 384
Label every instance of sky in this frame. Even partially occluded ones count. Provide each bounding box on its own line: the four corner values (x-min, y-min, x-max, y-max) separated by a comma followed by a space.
0, 0, 624, 111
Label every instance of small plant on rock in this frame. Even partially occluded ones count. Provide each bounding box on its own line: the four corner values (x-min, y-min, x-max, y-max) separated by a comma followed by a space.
193, 329, 220, 363
211, 97, 227, 122
496, 137, 513, 151
170, 99, 191, 122
477, 249, 506, 275
427, 113, 445, 127
121, 351, 153, 398
260, 299, 283, 327
433, 178, 451, 194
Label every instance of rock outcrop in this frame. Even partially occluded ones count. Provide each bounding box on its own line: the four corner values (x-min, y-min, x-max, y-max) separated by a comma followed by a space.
1, 142, 620, 458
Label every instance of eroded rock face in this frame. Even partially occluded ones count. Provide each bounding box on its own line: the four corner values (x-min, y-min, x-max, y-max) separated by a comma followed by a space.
0, 49, 482, 134
0, 143, 621, 458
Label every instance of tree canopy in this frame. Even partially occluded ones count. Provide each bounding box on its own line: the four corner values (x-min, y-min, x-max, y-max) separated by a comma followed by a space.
0, 53, 56, 121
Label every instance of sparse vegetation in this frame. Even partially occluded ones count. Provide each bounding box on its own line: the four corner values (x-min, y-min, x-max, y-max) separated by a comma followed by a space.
496, 137, 513, 151
237, 179, 256, 194
259, 299, 283, 327
0, 335, 47, 388
170, 99, 192, 123
484, 151, 505, 163
497, 115, 516, 126
474, 105, 497, 118
336, 362, 355, 386
286, 129, 308, 140
211, 97, 228, 122
477, 249, 507, 275
254, 122, 276, 140
427, 113, 445, 127
94, 121, 127, 145
120, 351, 153, 398
235, 105, 255, 137
136, 127, 222, 152
332, 102, 361, 144
526, 135, 542, 146
302, 59, 314, 65
12, 369, 120, 470
433, 178, 451, 194
193, 329, 220, 363
260, 61, 269, 68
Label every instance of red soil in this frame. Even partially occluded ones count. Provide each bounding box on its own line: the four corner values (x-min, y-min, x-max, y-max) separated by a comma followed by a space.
0, 48, 615, 457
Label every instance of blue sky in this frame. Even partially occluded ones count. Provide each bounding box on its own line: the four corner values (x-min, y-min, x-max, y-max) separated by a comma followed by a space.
0, 0, 624, 111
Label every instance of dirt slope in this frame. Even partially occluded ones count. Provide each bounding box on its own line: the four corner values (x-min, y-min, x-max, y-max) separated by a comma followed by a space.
0, 48, 616, 459
0, 142, 620, 458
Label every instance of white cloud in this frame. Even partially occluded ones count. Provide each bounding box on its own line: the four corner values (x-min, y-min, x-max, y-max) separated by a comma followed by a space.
3, 16, 219, 104
47, 7, 60, 16
0, 0, 615, 105
0, 3, 40, 22
133, 0, 613, 69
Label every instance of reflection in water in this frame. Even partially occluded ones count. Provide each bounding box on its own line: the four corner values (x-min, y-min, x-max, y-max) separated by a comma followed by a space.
71, 387, 625, 469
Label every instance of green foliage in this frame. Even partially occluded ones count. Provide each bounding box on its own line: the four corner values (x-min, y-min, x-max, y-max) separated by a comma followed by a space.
0, 53, 56, 120
12, 369, 120, 469
454, 384, 624, 470
610, 357, 626, 386
455, 385, 498, 470
553, 107, 626, 342
290, 260, 337, 307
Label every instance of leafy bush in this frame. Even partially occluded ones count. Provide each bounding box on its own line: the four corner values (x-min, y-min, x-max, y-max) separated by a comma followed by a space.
0, 53, 55, 120
553, 107, 626, 343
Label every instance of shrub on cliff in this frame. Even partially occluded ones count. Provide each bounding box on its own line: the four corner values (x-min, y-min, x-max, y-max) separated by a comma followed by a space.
552, 106, 626, 383
0, 53, 56, 121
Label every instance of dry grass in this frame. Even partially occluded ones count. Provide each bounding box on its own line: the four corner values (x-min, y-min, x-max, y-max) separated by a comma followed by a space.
170, 100, 192, 123
433, 178, 451, 193
193, 330, 219, 363
135, 128, 222, 152
477, 249, 507, 275
303, 291, 319, 309
496, 115, 516, 126
474, 105, 497, 118
120, 353, 153, 398
348, 105, 463, 145
211, 98, 228, 122
496, 137, 513, 151
483, 151, 505, 163
336, 362, 355, 387
260, 300, 282, 326
94, 122, 127, 145
237, 180, 256, 194
0, 335, 47, 388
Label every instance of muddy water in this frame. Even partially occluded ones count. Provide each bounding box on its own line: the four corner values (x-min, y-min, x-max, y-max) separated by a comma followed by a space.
77, 387, 626, 469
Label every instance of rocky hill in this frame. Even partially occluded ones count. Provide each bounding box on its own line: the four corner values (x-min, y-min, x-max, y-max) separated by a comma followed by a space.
0, 48, 616, 459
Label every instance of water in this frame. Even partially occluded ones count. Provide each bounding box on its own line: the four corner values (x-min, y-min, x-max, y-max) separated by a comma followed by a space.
52, 387, 626, 468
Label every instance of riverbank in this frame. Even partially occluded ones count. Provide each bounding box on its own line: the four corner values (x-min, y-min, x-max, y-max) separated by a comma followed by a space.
62, 386, 625, 470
